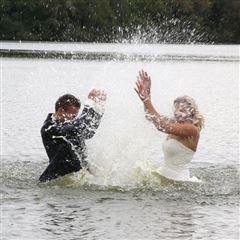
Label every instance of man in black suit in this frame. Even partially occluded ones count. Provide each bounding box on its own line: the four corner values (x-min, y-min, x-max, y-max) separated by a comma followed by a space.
39, 89, 106, 182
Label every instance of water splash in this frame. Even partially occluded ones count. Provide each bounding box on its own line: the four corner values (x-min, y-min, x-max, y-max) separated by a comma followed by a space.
113, 18, 210, 44
43, 161, 240, 197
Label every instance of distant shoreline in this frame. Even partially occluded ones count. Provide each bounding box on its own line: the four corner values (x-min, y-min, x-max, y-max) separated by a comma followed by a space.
0, 49, 238, 62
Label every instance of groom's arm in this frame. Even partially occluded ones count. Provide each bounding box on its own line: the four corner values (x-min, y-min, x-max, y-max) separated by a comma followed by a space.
76, 98, 105, 139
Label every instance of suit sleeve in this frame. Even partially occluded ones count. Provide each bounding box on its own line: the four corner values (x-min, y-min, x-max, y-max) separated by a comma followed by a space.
75, 102, 103, 139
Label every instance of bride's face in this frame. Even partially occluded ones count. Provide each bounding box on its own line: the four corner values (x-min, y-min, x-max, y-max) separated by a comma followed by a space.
174, 101, 193, 122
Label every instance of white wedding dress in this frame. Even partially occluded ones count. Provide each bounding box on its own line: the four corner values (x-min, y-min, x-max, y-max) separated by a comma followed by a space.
156, 138, 200, 182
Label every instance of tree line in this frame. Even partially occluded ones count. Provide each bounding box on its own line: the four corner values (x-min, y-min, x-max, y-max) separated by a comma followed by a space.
0, 0, 239, 44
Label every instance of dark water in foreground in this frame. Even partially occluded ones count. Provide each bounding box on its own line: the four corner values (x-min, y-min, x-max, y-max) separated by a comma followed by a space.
1, 157, 239, 240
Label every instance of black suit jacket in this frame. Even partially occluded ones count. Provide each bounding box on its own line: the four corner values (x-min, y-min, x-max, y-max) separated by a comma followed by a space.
39, 104, 103, 182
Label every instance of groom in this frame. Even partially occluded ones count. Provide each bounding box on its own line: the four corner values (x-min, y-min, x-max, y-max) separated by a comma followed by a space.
39, 89, 106, 182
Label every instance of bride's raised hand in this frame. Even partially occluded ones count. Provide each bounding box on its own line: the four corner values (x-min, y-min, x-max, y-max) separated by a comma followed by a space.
134, 70, 151, 101
139, 70, 151, 96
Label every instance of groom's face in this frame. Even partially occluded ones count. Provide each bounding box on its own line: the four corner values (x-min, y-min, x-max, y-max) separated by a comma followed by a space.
59, 105, 80, 121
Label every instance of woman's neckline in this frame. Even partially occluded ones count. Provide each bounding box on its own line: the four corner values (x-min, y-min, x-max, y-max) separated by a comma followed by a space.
166, 138, 196, 153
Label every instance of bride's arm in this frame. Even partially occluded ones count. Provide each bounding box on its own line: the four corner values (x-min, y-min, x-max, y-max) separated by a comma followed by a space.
143, 98, 199, 137
135, 70, 199, 138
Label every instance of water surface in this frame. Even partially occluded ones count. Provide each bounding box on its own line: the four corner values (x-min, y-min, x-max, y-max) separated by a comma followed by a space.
1, 43, 239, 240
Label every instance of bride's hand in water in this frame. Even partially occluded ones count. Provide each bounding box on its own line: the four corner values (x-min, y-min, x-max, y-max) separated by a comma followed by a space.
134, 70, 151, 101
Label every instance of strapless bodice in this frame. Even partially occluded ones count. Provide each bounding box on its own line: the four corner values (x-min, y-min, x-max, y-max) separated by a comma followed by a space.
157, 138, 199, 182
162, 138, 194, 166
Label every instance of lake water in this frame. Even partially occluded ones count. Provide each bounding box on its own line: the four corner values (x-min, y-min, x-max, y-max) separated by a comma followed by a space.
1, 42, 239, 240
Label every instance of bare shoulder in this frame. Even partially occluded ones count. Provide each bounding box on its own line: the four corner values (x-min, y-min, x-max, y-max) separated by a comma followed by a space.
168, 131, 200, 152
167, 122, 200, 138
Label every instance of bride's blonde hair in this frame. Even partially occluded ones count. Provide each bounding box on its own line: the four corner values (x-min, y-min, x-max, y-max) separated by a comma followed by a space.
174, 95, 205, 130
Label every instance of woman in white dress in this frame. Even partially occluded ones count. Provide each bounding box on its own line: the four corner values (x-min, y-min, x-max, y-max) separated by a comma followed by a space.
135, 70, 204, 182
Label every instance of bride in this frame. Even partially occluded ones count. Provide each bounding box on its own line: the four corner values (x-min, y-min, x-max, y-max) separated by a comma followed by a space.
135, 70, 204, 182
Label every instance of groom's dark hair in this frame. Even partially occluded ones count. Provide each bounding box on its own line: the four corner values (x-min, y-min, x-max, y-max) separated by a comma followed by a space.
55, 94, 81, 111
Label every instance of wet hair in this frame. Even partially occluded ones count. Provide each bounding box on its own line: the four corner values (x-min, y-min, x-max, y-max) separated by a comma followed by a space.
174, 95, 205, 130
55, 94, 81, 112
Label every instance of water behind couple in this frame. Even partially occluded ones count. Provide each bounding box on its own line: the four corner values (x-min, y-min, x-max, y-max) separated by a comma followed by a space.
39, 70, 204, 183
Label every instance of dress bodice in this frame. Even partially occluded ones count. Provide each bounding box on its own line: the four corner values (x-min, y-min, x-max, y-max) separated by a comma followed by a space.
157, 138, 199, 182
162, 138, 195, 167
